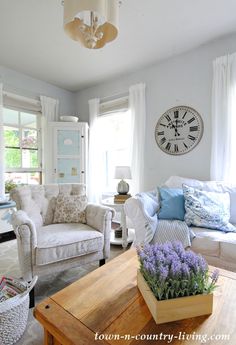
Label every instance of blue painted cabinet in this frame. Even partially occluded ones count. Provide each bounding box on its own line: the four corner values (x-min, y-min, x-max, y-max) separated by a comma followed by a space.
50, 122, 88, 184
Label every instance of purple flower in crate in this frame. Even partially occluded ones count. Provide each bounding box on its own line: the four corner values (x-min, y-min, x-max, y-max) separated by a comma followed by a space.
161, 242, 174, 255
172, 241, 185, 257
143, 261, 157, 275
181, 263, 190, 278
159, 265, 169, 282
211, 269, 219, 284
137, 241, 218, 300
182, 251, 202, 273
198, 255, 208, 273
170, 259, 182, 278
165, 252, 179, 266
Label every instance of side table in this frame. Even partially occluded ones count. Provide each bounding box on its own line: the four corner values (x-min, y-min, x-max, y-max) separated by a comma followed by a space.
0, 201, 16, 243
102, 197, 135, 248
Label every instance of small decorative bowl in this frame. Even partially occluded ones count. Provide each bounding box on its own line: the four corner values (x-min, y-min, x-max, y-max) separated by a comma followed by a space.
59, 116, 79, 122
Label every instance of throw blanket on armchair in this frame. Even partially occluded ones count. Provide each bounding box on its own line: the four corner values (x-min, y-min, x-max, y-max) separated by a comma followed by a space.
149, 220, 194, 248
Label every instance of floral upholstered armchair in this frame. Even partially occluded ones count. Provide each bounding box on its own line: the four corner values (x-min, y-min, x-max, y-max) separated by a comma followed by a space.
10, 183, 115, 305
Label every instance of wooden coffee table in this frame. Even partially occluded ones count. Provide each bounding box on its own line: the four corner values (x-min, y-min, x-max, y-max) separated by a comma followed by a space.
34, 249, 236, 345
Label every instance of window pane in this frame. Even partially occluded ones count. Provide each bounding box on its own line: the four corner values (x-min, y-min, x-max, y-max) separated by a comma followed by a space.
20, 112, 37, 128
22, 149, 38, 168
4, 127, 20, 147
98, 110, 132, 192
5, 172, 40, 187
3, 108, 19, 125
22, 129, 37, 148
5, 148, 21, 168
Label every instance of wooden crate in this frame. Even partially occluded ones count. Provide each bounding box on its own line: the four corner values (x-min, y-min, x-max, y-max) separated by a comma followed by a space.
137, 270, 213, 324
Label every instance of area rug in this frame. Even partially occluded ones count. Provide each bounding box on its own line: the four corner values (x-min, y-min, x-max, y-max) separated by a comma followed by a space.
0, 240, 124, 345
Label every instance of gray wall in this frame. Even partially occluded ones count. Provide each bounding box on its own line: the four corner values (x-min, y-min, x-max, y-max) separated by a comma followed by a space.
0, 66, 76, 116
75, 32, 236, 190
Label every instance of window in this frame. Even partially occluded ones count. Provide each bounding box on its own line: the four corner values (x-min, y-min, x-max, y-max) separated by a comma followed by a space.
97, 109, 131, 192
3, 107, 42, 186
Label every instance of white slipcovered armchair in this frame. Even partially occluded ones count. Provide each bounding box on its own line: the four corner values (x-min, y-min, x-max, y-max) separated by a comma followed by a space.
10, 183, 114, 305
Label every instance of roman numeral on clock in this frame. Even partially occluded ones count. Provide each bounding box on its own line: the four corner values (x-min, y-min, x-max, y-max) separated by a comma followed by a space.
182, 111, 187, 119
174, 111, 179, 119
160, 137, 167, 145
187, 117, 195, 124
190, 126, 198, 132
174, 144, 179, 153
165, 114, 171, 122
183, 142, 188, 149
157, 131, 164, 136
165, 142, 171, 151
188, 135, 196, 141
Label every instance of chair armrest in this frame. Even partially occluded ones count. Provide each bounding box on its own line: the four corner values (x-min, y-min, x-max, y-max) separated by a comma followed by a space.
11, 210, 37, 247
85, 204, 115, 260
11, 210, 37, 281
85, 204, 115, 233
124, 192, 159, 245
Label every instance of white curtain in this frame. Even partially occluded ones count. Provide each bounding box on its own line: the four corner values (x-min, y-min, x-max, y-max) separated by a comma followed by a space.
40, 96, 59, 122
40, 95, 59, 183
88, 98, 105, 203
211, 53, 236, 182
129, 83, 146, 193
0, 83, 4, 197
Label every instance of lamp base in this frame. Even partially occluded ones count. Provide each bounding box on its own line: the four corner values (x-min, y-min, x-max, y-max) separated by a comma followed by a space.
117, 179, 129, 195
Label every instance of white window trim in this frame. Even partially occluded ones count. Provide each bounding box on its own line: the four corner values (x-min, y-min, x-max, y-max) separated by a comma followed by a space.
3, 107, 42, 174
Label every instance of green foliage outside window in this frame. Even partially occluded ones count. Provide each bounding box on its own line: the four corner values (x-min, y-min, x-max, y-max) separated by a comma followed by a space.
4, 129, 38, 169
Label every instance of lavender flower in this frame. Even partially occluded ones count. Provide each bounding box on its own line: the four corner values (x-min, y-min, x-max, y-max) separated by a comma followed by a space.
170, 259, 182, 278
211, 269, 219, 284
159, 266, 169, 282
181, 263, 190, 278
137, 241, 218, 301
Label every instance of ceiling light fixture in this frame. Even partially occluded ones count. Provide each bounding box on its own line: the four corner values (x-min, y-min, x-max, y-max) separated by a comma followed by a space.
63, 0, 120, 49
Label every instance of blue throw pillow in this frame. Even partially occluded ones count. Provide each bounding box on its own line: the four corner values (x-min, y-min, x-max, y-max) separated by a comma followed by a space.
158, 188, 185, 221
183, 184, 236, 232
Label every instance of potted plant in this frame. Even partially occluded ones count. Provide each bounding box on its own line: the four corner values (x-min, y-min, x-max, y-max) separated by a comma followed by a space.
5, 180, 17, 195
137, 241, 219, 324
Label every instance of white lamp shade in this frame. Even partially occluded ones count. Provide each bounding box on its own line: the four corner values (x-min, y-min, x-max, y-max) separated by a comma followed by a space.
64, 0, 119, 49
114, 166, 132, 179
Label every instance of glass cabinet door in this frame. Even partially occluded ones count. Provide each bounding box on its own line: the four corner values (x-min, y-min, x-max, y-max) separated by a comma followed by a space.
57, 158, 81, 183
57, 130, 80, 156
54, 128, 84, 183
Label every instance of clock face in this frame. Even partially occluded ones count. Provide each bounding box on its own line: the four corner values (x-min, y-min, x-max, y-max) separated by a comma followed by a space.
155, 106, 203, 155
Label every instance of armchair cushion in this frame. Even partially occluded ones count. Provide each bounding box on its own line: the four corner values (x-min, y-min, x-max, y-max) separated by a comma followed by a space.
36, 223, 104, 266
53, 194, 87, 224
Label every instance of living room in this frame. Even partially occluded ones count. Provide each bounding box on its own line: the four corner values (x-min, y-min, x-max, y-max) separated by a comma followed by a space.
0, 0, 236, 344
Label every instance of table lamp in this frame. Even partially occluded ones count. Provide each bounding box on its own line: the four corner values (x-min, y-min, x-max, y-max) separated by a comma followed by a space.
114, 166, 132, 195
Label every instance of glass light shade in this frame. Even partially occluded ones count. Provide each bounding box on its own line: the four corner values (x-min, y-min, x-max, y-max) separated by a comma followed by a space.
114, 166, 132, 179
64, 0, 119, 49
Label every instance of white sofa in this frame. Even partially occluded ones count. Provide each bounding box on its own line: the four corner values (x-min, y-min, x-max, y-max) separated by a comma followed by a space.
124, 176, 236, 272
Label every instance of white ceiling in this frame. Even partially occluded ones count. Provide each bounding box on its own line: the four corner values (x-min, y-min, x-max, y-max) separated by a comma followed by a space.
0, 0, 236, 92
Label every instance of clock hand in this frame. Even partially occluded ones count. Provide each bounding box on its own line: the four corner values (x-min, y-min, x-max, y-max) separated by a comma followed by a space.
175, 120, 180, 136
172, 120, 180, 136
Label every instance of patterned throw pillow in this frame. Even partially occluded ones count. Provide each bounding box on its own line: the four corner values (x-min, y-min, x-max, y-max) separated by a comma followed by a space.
183, 184, 236, 232
53, 194, 87, 224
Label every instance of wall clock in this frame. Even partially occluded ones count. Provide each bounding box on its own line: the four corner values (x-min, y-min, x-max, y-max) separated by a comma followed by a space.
155, 106, 203, 155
